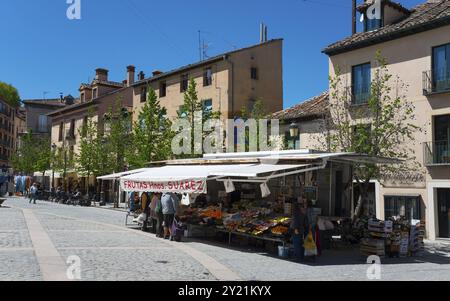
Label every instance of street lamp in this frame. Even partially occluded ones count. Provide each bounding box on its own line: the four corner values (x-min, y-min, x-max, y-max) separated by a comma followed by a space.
289, 122, 299, 150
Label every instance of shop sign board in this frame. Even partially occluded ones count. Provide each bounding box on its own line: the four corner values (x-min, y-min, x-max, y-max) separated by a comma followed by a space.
121, 178, 207, 194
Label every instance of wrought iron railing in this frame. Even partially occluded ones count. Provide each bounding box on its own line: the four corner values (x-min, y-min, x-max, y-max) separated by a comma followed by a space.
423, 68, 450, 95
346, 86, 370, 105
424, 140, 450, 165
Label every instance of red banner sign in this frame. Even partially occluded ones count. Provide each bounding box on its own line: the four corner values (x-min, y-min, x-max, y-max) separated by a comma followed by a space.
120, 179, 207, 194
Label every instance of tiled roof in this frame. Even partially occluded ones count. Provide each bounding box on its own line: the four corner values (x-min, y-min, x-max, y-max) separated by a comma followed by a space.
22, 99, 67, 107
270, 92, 329, 121
323, 0, 450, 55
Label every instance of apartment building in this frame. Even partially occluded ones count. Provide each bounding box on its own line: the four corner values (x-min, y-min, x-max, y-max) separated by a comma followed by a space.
47, 67, 135, 191
132, 39, 283, 121
0, 98, 17, 168
22, 97, 72, 138
322, 0, 450, 239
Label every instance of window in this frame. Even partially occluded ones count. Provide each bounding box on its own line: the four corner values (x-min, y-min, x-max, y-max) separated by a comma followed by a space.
363, 5, 383, 32
432, 43, 450, 92
352, 63, 371, 105
38, 115, 48, 133
251, 67, 258, 80
202, 99, 213, 113
364, 16, 382, 32
92, 88, 98, 99
81, 93, 85, 103
58, 122, 64, 141
385, 196, 421, 221
140, 86, 147, 103
181, 74, 189, 92
82, 116, 88, 137
69, 119, 75, 138
432, 114, 450, 164
203, 68, 212, 86
159, 82, 167, 98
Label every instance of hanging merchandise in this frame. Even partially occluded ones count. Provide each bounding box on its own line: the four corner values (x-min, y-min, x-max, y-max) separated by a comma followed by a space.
224, 179, 235, 193
181, 193, 191, 206
260, 182, 271, 198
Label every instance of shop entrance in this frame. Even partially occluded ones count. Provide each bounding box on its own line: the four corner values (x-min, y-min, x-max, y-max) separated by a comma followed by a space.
437, 188, 450, 238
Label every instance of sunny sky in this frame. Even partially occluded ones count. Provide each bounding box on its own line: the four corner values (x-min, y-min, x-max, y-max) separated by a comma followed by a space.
0, 0, 424, 109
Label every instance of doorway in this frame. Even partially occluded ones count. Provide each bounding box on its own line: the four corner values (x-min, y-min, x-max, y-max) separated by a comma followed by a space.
437, 188, 450, 238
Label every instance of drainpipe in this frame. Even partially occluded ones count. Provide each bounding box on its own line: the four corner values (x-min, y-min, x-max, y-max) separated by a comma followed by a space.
352, 0, 357, 35
225, 55, 234, 118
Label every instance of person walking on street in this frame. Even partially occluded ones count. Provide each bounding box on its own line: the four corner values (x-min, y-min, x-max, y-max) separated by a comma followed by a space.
161, 192, 180, 240
29, 183, 38, 204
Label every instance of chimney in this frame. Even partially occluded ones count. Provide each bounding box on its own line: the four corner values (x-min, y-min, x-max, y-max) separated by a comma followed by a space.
138, 71, 145, 81
95, 68, 108, 81
126, 65, 135, 87
152, 70, 163, 77
260, 23, 268, 43
352, 0, 357, 35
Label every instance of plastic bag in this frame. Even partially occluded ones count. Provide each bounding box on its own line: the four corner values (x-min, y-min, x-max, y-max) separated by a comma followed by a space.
304, 230, 318, 257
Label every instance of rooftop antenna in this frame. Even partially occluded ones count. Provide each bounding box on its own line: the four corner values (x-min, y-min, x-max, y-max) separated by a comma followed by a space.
198, 30, 202, 61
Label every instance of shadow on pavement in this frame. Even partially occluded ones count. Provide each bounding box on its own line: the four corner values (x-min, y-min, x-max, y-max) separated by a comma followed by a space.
178, 236, 450, 266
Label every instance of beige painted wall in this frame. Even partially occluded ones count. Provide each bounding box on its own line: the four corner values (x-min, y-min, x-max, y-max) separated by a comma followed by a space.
132, 40, 283, 122
327, 25, 450, 239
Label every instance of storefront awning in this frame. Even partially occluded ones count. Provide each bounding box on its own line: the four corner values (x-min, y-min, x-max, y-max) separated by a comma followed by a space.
97, 168, 152, 180
209, 164, 310, 178
120, 165, 254, 193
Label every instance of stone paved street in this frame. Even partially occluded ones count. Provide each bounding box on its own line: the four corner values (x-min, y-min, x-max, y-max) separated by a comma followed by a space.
1, 196, 449, 281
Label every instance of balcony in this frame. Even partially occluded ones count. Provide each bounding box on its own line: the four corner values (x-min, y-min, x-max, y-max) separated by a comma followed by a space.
423, 69, 450, 95
424, 141, 450, 166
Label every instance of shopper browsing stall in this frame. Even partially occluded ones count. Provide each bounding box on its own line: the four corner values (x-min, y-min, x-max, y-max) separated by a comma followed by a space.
161, 192, 180, 240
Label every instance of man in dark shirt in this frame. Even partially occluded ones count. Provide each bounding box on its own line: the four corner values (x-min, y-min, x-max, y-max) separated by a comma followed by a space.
290, 202, 309, 261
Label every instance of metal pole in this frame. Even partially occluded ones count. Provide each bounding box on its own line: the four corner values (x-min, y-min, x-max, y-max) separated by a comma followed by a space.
329, 161, 333, 216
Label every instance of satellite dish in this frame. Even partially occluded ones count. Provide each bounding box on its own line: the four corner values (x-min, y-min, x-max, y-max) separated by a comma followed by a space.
360, 14, 365, 22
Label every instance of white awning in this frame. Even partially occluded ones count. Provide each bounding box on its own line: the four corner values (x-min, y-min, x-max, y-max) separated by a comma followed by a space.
209, 164, 310, 178
33, 170, 62, 178
97, 168, 151, 180
120, 165, 253, 193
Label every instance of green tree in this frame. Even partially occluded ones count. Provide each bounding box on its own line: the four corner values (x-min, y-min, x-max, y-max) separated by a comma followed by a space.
0, 82, 20, 107
127, 86, 173, 168
326, 51, 421, 219
33, 135, 52, 178
12, 132, 51, 175
11, 132, 35, 174
176, 78, 221, 157
103, 98, 133, 173
240, 99, 272, 151
76, 110, 99, 190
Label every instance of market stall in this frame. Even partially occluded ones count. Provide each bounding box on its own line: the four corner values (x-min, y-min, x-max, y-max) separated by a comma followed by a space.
97, 168, 152, 205
115, 150, 401, 259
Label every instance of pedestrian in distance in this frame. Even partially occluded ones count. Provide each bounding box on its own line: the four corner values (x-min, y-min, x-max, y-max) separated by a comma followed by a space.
29, 183, 38, 205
